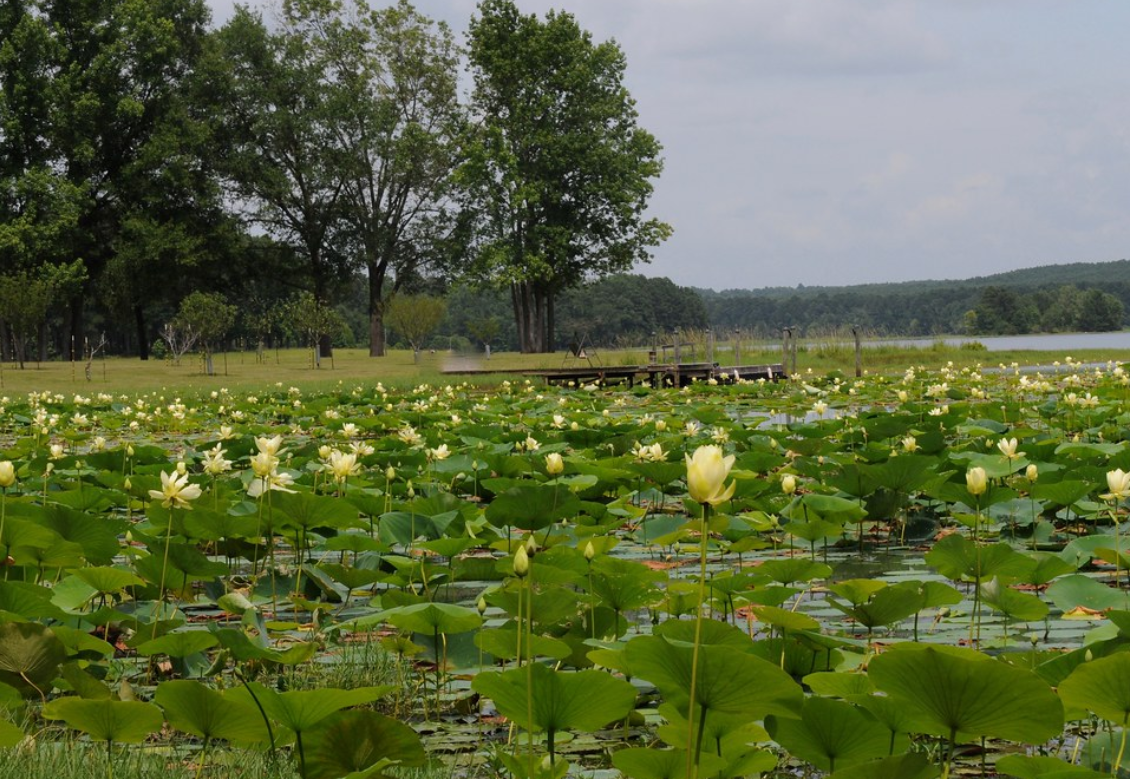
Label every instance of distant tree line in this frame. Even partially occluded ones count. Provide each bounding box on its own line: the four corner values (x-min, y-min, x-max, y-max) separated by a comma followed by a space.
699, 267, 1130, 339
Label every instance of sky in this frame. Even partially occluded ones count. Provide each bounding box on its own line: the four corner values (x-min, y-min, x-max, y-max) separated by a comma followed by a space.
203, 0, 1130, 292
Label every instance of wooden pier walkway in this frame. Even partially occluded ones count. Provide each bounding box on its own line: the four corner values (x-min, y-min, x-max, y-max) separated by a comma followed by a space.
442, 361, 786, 387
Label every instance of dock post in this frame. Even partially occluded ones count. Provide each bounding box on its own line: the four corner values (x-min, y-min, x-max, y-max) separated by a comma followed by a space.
781, 327, 790, 377
852, 325, 862, 378
673, 329, 681, 387
734, 328, 741, 368
791, 326, 798, 376
708, 329, 714, 366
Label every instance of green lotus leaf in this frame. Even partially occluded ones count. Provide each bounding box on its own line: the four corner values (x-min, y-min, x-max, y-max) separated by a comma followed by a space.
612, 746, 727, 779
626, 635, 802, 719
472, 662, 636, 749
302, 709, 425, 779
43, 697, 163, 744
1058, 652, 1130, 725
828, 752, 939, 779
154, 680, 271, 744
485, 484, 581, 531
767, 696, 903, 773
0, 622, 67, 697
996, 754, 1107, 778
868, 643, 1063, 743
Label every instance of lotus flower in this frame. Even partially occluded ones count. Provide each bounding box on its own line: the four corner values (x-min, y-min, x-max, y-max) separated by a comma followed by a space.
148, 470, 202, 510
1103, 469, 1130, 501
686, 445, 736, 506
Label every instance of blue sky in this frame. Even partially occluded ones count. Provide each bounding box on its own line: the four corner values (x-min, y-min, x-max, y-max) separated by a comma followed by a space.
204, 0, 1130, 291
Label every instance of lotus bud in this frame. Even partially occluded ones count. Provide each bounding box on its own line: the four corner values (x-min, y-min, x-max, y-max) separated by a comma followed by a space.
655, 419, 667, 432
124, 477, 131, 491
386, 466, 395, 481
525, 535, 538, 554
127, 445, 134, 457
966, 466, 988, 497
1085, 649, 1093, 662
476, 596, 487, 615
406, 480, 415, 499
0, 461, 14, 488
545, 452, 564, 476
513, 544, 529, 578
583, 541, 596, 562
570, 422, 579, 431
1026, 463, 1038, 483
176, 461, 187, 475
782, 474, 797, 495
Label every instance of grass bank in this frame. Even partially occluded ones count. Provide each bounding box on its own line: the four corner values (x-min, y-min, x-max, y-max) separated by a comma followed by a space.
1, 340, 1127, 397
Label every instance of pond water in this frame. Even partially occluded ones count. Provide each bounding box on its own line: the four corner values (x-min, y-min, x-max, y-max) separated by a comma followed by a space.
879, 331, 1130, 352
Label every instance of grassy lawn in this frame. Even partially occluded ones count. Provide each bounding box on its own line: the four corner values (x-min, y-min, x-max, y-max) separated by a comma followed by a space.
2, 341, 1128, 398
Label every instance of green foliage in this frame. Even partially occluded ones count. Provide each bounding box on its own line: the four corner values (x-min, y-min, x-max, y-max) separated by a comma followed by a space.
463, 0, 670, 352
385, 294, 448, 355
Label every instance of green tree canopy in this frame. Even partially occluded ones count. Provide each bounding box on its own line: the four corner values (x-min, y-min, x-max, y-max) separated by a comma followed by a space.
462, 0, 670, 353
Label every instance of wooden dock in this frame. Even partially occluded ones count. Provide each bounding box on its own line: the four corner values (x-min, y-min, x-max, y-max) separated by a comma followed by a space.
442, 361, 786, 387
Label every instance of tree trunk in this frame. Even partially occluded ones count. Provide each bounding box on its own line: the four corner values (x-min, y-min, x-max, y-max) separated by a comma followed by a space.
0, 320, 8, 361
318, 333, 333, 358
135, 305, 150, 360
368, 275, 386, 357
13, 329, 25, 370
533, 289, 545, 352
546, 292, 555, 353
38, 321, 48, 363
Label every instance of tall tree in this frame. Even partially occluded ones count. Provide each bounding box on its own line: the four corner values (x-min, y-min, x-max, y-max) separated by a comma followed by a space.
210, 1, 361, 355
0, 0, 218, 358
463, 0, 670, 353
322, 0, 464, 357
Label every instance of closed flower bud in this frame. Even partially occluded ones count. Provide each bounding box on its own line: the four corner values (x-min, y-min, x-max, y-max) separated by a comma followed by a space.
513, 544, 529, 577
545, 452, 564, 476
0, 461, 14, 488
1026, 463, 1038, 482
966, 466, 988, 497
782, 474, 797, 495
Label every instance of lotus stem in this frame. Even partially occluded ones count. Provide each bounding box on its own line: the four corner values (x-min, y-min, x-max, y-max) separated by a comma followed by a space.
685, 502, 710, 779
1115, 713, 1129, 777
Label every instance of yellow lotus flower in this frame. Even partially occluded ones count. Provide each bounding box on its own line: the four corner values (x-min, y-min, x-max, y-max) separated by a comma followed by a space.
966, 466, 987, 497
997, 437, 1024, 460
201, 444, 232, 476
0, 461, 15, 488
255, 435, 285, 457
1026, 463, 1038, 482
328, 450, 360, 484
1103, 469, 1130, 500
148, 470, 202, 510
545, 452, 564, 475
686, 445, 736, 506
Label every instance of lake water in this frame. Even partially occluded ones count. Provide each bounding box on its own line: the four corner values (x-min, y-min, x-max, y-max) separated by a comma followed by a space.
877, 331, 1130, 352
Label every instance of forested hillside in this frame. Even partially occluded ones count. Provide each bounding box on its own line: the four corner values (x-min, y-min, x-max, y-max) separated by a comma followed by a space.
698, 260, 1130, 338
